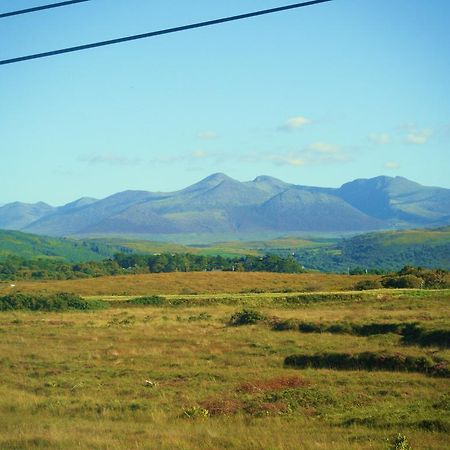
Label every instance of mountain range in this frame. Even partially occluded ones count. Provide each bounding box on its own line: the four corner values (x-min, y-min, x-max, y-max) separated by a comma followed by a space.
1, 174, 449, 237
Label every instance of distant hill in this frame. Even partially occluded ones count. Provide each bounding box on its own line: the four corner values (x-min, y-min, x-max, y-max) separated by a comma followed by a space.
0, 174, 449, 237
0, 230, 126, 262
294, 227, 450, 272
0, 230, 329, 262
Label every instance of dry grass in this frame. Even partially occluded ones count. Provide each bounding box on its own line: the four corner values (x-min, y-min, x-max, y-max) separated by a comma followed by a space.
0, 271, 377, 296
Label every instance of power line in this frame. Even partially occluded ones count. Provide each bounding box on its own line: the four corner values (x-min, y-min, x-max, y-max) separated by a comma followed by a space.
0, 0, 332, 66
0, 0, 90, 19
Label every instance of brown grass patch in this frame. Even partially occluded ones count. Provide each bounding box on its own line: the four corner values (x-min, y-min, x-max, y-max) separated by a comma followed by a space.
238, 375, 309, 394
200, 398, 244, 416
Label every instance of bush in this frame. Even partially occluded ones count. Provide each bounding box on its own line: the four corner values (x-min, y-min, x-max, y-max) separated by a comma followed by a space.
382, 275, 423, 289
272, 319, 299, 331
0, 292, 106, 311
354, 279, 382, 290
126, 295, 165, 306
229, 309, 265, 326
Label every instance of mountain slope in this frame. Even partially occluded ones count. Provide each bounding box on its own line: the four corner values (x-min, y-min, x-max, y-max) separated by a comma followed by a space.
337, 176, 450, 224
24, 190, 156, 235
252, 189, 384, 232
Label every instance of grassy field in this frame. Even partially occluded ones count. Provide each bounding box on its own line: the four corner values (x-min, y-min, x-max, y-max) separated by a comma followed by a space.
0, 272, 377, 296
0, 282, 449, 449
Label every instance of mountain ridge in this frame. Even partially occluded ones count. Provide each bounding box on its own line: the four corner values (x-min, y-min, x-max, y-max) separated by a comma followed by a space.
1, 174, 449, 237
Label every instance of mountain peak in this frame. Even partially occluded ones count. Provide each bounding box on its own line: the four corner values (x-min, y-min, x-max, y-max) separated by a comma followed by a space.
203, 172, 233, 183
181, 173, 236, 194
253, 175, 286, 184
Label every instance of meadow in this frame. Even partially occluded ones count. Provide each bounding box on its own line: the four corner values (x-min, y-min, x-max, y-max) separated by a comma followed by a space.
0, 276, 449, 449
0, 271, 376, 296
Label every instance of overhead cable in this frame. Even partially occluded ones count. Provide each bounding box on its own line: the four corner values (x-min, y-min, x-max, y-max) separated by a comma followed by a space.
0, 0, 332, 66
0, 0, 90, 19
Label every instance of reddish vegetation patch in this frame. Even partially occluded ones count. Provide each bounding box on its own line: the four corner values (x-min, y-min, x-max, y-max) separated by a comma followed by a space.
238, 375, 309, 394
200, 398, 244, 416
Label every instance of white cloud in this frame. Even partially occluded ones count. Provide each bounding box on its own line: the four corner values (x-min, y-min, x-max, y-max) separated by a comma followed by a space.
191, 150, 209, 159
266, 142, 349, 167
197, 131, 219, 140
405, 128, 433, 145
307, 142, 340, 154
384, 161, 400, 170
368, 133, 391, 145
268, 154, 306, 166
151, 141, 348, 168
278, 116, 312, 131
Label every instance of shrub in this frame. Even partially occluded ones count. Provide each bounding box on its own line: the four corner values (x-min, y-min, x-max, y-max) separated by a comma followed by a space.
354, 279, 382, 290
0, 293, 106, 311
126, 295, 165, 306
229, 309, 265, 326
272, 319, 299, 331
382, 275, 423, 289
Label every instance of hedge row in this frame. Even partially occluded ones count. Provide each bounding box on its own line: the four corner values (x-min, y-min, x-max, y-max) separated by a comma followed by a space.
272, 320, 449, 348
284, 352, 449, 377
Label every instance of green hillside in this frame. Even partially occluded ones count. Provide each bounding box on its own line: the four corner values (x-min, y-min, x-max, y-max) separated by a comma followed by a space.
294, 227, 450, 272
0, 230, 313, 262
0, 230, 125, 262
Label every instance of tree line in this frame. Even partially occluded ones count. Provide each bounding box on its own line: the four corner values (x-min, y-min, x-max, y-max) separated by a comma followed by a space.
0, 253, 304, 281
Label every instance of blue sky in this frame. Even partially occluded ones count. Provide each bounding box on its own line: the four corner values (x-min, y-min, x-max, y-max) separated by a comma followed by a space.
1, 0, 449, 205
